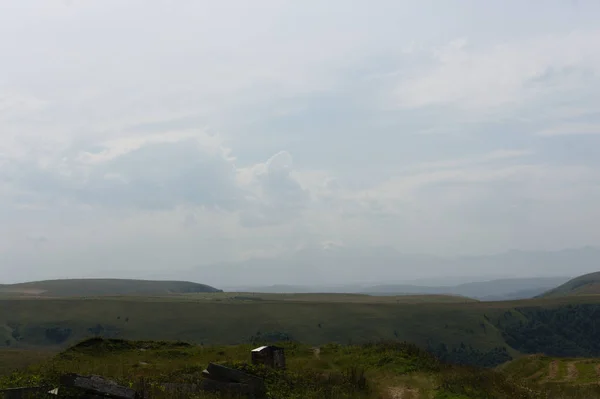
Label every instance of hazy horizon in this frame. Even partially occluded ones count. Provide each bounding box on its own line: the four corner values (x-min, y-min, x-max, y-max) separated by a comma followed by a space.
2, 1, 600, 283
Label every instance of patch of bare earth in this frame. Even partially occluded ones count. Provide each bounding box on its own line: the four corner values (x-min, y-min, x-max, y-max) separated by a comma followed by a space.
543, 360, 559, 382
387, 386, 418, 399
566, 362, 579, 381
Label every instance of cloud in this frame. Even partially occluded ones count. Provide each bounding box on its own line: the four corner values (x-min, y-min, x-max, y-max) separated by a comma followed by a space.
537, 123, 600, 136
395, 31, 600, 110
0, 130, 313, 229
0, 91, 47, 122
238, 151, 310, 227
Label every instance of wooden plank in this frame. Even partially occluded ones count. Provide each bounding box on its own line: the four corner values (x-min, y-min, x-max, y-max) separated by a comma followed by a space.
60, 374, 136, 399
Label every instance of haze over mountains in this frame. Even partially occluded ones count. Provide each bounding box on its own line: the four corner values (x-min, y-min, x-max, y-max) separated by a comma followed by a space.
229, 277, 569, 301
164, 245, 599, 289
7, 246, 597, 301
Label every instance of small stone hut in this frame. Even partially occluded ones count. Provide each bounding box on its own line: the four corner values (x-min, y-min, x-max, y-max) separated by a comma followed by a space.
251, 345, 286, 369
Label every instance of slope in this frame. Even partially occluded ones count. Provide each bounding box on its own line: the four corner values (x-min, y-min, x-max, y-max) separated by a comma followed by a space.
540, 272, 600, 298
0, 279, 222, 297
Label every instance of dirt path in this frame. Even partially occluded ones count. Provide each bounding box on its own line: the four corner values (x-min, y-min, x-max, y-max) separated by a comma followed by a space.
544, 360, 559, 382
566, 362, 579, 381
387, 386, 418, 399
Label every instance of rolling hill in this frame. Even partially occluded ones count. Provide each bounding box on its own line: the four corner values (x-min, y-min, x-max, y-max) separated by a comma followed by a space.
0, 279, 222, 297
539, 272, 600, 298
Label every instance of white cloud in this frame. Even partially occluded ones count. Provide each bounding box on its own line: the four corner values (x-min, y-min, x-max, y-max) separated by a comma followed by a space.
0, 90, 47, 122
537, 123, 600, 136
1, 129, 313, 230
238, 151, 311, 227
396, 30, 600, 110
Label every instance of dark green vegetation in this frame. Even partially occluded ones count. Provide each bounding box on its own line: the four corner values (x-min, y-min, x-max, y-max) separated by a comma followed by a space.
540, 272, 600, 298
4, 338, 600, 398
501, 304, 600, 357
0, 279, 222, 297
5, 292, 600, 369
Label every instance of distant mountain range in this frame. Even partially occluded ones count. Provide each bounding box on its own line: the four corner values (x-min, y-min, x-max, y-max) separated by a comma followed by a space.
174, 245, 600, 290
223, 277, 569, 301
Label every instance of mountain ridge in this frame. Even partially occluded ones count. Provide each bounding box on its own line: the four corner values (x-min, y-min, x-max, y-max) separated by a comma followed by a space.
179, 246, 599, 287
539, 271, 600, 298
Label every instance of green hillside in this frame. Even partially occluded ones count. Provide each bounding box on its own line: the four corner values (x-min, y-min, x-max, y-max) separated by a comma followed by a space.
3, 293, 600, 369
0, 279, 222, 297
4, 338, 598, 399
539, 272, 600, 298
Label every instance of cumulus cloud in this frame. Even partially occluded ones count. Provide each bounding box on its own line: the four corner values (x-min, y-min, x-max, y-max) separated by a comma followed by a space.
0, 130, 312, 229
238, 151, 310, 227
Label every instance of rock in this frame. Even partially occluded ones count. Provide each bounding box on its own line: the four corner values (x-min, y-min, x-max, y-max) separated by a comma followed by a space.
59, 373, 136, 399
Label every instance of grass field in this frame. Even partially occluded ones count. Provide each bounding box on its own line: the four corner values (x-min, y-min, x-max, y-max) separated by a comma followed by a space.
0, 293, 507, 352
3, 293, 600, 371
4, 338, 600, 398
0, 338, 569, 399
0, 349, 55, 375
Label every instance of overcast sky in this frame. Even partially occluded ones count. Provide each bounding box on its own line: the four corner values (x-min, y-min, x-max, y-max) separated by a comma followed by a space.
1, 0, 600, 283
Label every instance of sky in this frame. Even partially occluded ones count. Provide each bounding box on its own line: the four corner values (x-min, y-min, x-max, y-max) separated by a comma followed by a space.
2, 0, 600, 283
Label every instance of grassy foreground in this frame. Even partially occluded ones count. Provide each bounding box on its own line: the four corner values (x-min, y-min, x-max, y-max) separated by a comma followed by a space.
0, 338, 577, 399
3, 338, 600, 398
